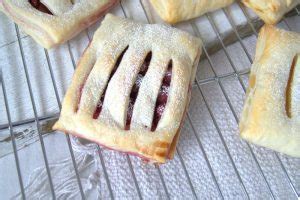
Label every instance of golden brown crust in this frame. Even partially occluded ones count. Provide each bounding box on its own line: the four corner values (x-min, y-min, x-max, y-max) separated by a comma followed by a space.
53, 14, 202, 163
242, 0, 300, 24
149, 0, 234, 24
239, 25, 300, 157
0, 0, 119, 48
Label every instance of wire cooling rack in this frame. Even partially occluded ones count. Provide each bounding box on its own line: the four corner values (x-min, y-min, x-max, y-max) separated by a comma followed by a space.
0, 1, 299, 199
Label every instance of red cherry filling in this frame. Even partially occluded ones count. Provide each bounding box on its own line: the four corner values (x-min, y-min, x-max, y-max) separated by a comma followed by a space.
157, 86, 169, 105
151, 103, 166, 131
29, 0, 53, 15
125, 52, 152, 130
93, 94, 104, 119
131, 74, 143, 95
151, 61, 172, 131
124, 99, 134, 130
163, 70, 172, 86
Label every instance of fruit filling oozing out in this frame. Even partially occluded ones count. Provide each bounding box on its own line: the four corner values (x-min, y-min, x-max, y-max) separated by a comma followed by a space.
29, 0, 53, 14
77, 48, 172, 132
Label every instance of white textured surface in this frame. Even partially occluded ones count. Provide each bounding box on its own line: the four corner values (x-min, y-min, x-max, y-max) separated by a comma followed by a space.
0, 0, 299, 199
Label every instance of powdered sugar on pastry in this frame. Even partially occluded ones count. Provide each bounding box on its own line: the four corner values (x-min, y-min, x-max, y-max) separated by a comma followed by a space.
40, 0, 73, 15
0, 0, 119, 48
53, 14, 202, 163
239, 25, 300, 157
287, 54, 300, 120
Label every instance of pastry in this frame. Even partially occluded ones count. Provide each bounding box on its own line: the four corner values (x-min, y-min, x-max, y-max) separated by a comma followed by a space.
239, 25, 300, 157
0, 0, 119, 48
242, 0, 300, 24
53, 14, 202, 163
149, 0, 234, 24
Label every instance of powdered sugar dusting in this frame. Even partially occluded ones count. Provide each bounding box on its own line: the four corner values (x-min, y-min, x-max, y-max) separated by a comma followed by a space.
88, 14, 201, 133
2, 0, 118, 48
40, 0, 73, 15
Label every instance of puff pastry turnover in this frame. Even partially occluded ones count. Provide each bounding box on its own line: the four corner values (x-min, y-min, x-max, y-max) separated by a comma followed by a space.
149, 0, 234, 24
0, 0, 118, 48
242, 0, 300, 24
53, 14, 202, 163
239, 25, 300, 157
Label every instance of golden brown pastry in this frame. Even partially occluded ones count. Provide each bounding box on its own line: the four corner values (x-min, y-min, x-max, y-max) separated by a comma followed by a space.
242, 0, 300, 24
53, 14, 202, 163
149, 0, 234, 24
0, 0, 119, 48
239, 25, 300, 157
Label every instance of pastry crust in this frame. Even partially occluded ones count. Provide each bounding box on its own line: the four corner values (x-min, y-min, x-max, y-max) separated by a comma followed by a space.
239, 25, 300, 157
242, 0, 300, 24
0, 0, 119, 48
149, 0, 234, 24
53, 14, 202, 163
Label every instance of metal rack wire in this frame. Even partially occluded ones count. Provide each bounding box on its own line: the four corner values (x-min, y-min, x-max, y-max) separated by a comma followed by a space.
0, 1, 299, 199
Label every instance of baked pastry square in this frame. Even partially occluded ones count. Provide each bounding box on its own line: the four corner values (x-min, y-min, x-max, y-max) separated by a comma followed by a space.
149, 0, 234, 24
53, 14, 202, 163
0, 0, 119, 48
239, 25, 300, 157
242, 0, 300, 24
